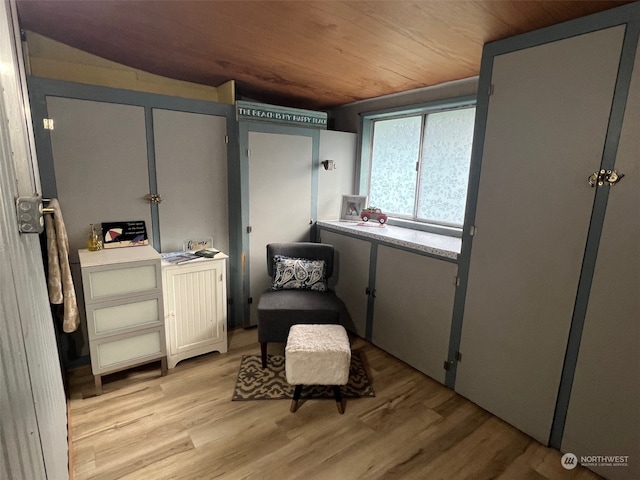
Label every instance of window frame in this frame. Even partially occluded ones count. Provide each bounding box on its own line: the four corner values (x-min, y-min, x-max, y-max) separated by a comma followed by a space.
359, 95, 477, 238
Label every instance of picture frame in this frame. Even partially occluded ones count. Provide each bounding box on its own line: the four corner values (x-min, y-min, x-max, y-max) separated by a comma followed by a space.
340, 194, 367, 221
101, 220, 149, 249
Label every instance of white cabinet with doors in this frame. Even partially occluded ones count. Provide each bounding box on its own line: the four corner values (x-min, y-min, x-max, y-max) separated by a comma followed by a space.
162, 254, 228, 369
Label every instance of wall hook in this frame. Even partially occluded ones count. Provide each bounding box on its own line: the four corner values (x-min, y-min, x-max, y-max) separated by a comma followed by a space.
321, 160, 336, 171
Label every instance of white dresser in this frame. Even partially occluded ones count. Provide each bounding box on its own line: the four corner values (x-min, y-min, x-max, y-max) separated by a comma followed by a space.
79, 246, 167, 395
162, 253, 228, 369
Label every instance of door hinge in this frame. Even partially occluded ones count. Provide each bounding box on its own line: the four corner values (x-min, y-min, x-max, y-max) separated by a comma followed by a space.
454, 277, 461, 287
43, 118, 54, 130
444, 352, 462, 371
246, 226, 252, 234
488, 84, 495, 96
224, 135, 229, 144
469, 225, 477, 236
248, 297, 253, 304
246, 148, 251, 157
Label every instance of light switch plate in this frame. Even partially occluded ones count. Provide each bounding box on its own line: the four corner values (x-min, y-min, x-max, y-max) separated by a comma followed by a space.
16, 196, 44, 234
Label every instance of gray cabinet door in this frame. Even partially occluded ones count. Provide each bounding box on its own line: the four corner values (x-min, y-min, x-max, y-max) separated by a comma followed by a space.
561, 44, 640, 479
46, 97, 152, 263
153, 109, 228, 253
373, 245, 457, 384
320, 230, 370, 337
248, 131, 313, 325
456, 26, 625, 444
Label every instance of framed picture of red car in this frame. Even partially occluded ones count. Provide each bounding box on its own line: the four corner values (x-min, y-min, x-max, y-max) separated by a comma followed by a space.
340, 194, 367, 221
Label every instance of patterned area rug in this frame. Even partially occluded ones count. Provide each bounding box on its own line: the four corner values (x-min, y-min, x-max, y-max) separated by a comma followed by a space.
232, 352, 375, 400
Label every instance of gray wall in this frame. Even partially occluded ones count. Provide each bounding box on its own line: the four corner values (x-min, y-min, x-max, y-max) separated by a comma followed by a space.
329, 77, 478, 134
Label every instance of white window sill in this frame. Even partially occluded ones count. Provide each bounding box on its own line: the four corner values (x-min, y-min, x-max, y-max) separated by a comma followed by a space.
316, 220, 461, 260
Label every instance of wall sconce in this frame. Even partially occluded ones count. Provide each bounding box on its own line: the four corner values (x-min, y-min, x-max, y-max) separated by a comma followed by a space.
321, 160, 336, 171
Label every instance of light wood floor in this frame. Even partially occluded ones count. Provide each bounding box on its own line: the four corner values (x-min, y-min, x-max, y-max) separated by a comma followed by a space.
68, 327, 602, 480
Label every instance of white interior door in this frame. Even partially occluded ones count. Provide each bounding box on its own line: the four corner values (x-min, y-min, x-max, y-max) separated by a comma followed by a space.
456, 26, 625, 444
248, 131, 313, 324
47, 97, 152, 263
154, 109, 228, 253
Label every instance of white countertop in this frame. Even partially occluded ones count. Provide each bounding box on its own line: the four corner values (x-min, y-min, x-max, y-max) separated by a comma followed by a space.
78, 245, 160, 267
317, 220, 461, 260
161, 251, 229, 267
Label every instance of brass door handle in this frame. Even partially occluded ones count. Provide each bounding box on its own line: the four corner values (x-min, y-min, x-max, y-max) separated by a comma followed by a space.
588, 170, 624, 187
144, 193, 163, 204
606, 170, 624, 186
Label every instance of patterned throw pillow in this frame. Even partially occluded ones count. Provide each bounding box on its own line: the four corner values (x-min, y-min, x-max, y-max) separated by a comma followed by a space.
272, 255, 327, 292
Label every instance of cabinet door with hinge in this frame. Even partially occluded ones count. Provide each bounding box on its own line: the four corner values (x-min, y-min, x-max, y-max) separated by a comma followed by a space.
153, 109, 229, 253
372, 245, 457, 384
46, 97, 152, 264
456, 25, 625, 444
561, 41, 640, 479
163, 259, 227, 368
319, 230, 370, 337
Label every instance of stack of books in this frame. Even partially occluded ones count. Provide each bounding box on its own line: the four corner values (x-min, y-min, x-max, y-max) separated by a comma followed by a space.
161, 248, 219, 264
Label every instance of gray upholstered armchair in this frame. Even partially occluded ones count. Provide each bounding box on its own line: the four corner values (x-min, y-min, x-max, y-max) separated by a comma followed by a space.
257, 242, 343, 368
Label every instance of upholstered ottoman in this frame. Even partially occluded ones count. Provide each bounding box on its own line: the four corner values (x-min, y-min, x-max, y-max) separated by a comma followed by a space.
285, 324, 351, 414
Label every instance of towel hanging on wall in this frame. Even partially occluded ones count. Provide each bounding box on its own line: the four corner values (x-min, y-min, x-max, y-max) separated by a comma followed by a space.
44, 198, 79, 333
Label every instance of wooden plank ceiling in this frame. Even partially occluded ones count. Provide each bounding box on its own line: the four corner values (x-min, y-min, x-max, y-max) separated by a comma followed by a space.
17, 0, 632, 110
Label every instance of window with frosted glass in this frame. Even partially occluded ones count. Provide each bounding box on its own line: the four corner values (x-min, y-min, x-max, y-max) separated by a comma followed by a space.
418, 108, 475, 226
366, 105, 475, 229
369, 116, 421, 216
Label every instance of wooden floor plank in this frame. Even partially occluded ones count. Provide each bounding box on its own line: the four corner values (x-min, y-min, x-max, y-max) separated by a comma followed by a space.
68, 326, 603, 480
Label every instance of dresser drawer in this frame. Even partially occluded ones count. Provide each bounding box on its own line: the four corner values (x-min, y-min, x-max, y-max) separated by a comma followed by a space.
86, 296, 161, 339
84, 263, 160, 302
92, 329, 163, 373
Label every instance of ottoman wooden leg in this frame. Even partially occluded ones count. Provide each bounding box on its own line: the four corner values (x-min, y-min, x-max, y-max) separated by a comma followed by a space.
261, 342, 268, 368
290, 385, 303, 413
333, 386, 345, 414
